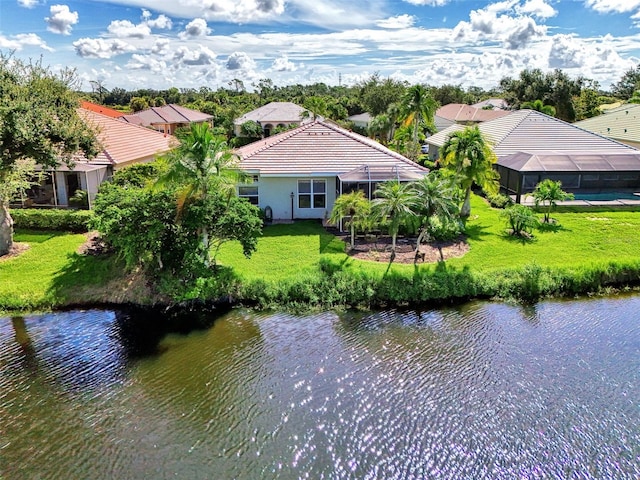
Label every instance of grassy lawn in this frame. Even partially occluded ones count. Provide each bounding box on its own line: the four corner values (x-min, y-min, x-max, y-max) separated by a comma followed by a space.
218, 194, 640, 280
0, 230, 123, 312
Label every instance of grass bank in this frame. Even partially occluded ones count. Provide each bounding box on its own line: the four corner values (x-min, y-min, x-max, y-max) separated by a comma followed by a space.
2, 195, 640, 313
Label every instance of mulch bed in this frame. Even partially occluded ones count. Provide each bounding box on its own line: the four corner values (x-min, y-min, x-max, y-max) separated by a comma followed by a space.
335, 233, 469, 264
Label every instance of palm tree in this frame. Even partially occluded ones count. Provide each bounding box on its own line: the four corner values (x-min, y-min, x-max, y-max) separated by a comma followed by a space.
531, 179, 574, 223
411, 173, 459, 256
155, 122, 246, 265
329, 190, 370, 249
521, 99, 556, 117
371, 181, 418, 255
368, 113, 393, 145
440, 125, 499, 218
399, 84, 437, 157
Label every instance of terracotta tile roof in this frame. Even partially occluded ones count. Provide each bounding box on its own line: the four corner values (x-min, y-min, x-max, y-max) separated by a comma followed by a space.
427, 110, 639, 157
436, 103, 510, 123
234, 102, 310, 125
119, 104, 213, 127
80, 100, 123, 118
78, 109, 176, 166
235, 120, 428, 177
574, 104, 640, 145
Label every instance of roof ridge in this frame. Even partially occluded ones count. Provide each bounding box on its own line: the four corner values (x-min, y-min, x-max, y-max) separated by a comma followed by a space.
238, 121, 316, 158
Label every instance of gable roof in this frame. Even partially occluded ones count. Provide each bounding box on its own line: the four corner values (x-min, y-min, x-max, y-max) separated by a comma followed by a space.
80, 100, 123, 118
234, 102, 310, 126
574, 104, 640, 145
498, 151, 640, 172
427, 110, 639, 157
78, 109, 176, 166
436, 103, 510, 123
235, 120, 428, 177
120, 104, 213, 127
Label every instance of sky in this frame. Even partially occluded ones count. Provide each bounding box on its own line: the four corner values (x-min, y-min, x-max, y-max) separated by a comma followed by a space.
1, 0, 640, 93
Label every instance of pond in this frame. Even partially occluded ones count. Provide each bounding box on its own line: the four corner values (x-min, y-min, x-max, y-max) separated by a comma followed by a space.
1, 297, 639, 479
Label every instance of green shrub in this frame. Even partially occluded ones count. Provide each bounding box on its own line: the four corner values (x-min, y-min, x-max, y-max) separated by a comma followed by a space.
10, 208, 94, 232
501, 204, 538, 236
486, 192, 513, 209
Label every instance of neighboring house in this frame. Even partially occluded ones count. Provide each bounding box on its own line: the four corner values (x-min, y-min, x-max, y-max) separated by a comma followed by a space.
80, 100, 123, 118
472, 98, 509, 111
347, 112, 372, 129
426, 109, 640, 202
24, 109, 175, 208
235, 120, 428, 221
234, 102, 311, 137
436, 103, 510, 126
574, 104, 640, 150
120, 104, 213, 135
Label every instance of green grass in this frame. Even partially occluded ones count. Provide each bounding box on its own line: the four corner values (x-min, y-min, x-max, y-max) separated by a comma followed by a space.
0, 230, 124, 313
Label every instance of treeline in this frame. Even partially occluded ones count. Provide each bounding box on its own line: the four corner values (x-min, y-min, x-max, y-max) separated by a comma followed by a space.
84, 66, 638, 140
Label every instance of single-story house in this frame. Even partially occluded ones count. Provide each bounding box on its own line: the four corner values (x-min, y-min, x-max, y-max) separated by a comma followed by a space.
235, 120, 428, 221
472, 98, 510, 111
23, 109, 175, 208
436, 103, 510, 126
426, 109, 640, 202
234, 102, 311, 137
119, 104, 213, 135
574, 104, 640, 150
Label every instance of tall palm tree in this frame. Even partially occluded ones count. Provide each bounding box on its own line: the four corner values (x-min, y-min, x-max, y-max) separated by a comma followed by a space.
329, 190, 370, 249
531, 179, 573, 223
440, 125, 499, 218
155, 122, 246, 265
521, 99, 556, 117
368, 113, 393, 145
411, 172, 459, 253
399, 84, 437, 154
371, 181, 418, 255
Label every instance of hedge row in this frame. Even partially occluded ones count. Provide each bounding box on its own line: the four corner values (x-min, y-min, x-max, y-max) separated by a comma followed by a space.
10, 208, 94, 233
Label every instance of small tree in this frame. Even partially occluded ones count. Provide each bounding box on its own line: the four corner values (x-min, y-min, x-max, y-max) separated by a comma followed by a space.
531, 179, 574, 223
329, 190, 371, 249
371, 181, 418, 255
501, 204, 538, 237
240, 120, 263, 139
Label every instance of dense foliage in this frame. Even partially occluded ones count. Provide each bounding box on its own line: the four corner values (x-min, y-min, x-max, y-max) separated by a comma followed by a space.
10, 208, 93, 232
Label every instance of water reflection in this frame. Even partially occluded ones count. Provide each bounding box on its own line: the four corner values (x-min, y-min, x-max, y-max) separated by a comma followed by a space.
1, 296, 639, 479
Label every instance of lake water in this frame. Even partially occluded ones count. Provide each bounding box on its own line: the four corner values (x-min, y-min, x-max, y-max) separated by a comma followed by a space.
1, 297, 639, 479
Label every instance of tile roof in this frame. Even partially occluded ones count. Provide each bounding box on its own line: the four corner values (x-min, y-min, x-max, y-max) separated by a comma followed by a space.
235, 120, 428, 177
436, 103, 510, 123
234, 102, 310, 125
472, 98, 509, 110
573, 104, 640, 145
498, 151, 640, 172
427, 110, 639, 157
78, 109, 176, 166
119, 104, 213, 127
80, 100, 123, 118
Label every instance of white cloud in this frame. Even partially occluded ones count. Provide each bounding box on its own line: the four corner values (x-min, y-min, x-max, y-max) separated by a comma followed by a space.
584, 0, 640, 13
73, 37, 136, 59
151, 38, 171, 55
179, 18, 211, 39
516, 0, 557, 19
146, 14, 173, 30
0, 33, 52, 52
18, 0, 41, 8
271, 55, 298, 71
226, 51, 256, 71
377, 14, 416, 29
107, 20, 151, 39
127, 54, 168, 73
403, 0, 451, 5
173, 45, 217, 66
45, 4, 79, 35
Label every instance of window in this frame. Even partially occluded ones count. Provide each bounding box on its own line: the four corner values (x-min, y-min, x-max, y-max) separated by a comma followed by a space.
238, 185, 259, 205
298, 179, 326, 209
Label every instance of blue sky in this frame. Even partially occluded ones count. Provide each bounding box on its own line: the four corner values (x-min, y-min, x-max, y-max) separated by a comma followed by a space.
1, 0, 639, 92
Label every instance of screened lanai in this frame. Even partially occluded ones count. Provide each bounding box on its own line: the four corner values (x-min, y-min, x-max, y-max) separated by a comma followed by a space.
497, 151, 640, 203
337, 164, 427, 199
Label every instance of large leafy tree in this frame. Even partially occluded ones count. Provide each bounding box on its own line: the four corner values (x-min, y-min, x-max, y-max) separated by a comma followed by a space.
440, 125, 499, 218
0, 56, 99, 256
531, 179, 574, 223
371, 181, 418, 255
358, 74, 408, 116
612, 65, 640, 100
521, 99, 556, 117
155, 122, 248, 265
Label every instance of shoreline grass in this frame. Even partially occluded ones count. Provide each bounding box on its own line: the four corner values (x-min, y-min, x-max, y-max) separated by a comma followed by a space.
2, 195, 640, 314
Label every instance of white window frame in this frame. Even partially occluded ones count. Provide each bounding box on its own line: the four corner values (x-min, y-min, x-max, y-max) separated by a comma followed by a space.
298, 179, 326, 209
